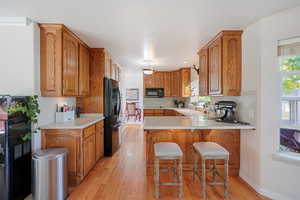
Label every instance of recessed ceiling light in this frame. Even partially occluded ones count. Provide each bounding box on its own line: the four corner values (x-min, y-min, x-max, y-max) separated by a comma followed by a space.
183, 60, 188, 64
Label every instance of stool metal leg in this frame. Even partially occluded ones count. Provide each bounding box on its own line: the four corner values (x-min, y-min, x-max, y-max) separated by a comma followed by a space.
202, 159, 206, 200
154, 158, 160, 199
224, 158, 229, 199
178, 157, 183, 199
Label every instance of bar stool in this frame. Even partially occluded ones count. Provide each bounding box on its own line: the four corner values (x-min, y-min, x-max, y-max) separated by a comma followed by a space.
193, 142, 229, 200
154, 142, 183, 199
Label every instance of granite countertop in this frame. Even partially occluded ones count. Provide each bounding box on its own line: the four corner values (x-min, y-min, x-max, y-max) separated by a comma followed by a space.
40, 114, 105, 130
143, 108, 255, 130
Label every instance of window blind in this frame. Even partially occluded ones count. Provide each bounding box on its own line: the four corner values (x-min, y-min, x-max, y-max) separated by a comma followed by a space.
278, 37, 300, 56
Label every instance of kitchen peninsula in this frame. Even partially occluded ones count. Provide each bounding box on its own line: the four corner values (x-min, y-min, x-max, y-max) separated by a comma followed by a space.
144, 109, 254, 176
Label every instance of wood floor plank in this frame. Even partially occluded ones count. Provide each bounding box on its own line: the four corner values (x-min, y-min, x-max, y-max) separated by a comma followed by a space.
68, 125, 269, 200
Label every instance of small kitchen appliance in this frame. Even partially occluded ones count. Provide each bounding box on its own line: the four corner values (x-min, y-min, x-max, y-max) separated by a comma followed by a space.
214, 101, 237, 123
145, 88, 164, 98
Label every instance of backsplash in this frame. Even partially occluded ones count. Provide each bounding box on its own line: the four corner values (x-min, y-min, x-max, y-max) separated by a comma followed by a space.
144, 97, 188, 108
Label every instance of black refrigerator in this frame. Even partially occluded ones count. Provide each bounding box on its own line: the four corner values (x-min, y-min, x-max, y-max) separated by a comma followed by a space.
104, 78, 122, 156
0, 96, 31, 200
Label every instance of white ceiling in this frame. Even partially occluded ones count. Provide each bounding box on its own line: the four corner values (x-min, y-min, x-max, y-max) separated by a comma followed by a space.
1, 0, 300, 70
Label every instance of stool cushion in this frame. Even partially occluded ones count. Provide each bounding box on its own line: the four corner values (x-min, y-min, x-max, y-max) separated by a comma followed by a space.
154, 142, 183, 157
193, 142, 229, 158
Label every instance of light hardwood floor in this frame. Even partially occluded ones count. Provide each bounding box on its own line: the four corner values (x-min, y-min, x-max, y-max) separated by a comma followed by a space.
68, 125, 268, 200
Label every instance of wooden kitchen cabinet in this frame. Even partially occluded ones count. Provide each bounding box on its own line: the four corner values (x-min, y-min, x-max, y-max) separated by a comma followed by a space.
79, 44, 90, 96
62, 31, 79, 96
198, 49, 209, 96
40, 24, 90, 97
198, 30, 242, 96
104, 50, 112, 78
144, 74, 155, 89
171, 70, 181, 97
95, 121, 104, 160
164, 72, 172, 97
83, 129, 96, 176
143, 68, 191, 97
179, 68, 191, 97
41, 121, 103, 187
208, 37, 222, 95
154, 72, 165, 88
111, 63, 116, 80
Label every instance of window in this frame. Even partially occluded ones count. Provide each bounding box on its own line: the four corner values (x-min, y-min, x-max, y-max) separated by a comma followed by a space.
279, 38, 300, 153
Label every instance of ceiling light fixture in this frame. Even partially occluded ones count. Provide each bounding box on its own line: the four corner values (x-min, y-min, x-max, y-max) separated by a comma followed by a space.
143, 68, 154, 75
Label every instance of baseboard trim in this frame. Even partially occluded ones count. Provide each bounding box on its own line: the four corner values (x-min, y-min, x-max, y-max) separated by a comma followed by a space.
239, 171, 294, 200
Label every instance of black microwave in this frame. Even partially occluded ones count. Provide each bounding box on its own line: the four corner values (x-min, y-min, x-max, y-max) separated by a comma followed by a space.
145, 88, 164, 98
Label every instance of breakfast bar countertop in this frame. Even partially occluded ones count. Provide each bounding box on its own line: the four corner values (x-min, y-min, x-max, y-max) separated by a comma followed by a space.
143, 108, 255, 130
40, 114, 105, 130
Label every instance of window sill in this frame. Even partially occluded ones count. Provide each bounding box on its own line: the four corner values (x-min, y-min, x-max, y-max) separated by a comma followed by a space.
272, 152, 300, 166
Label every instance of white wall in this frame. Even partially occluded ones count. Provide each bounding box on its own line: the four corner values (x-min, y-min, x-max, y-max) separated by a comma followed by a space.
120, 67, 144, 124
239, 6, 300, 200
0, 19, 75, 150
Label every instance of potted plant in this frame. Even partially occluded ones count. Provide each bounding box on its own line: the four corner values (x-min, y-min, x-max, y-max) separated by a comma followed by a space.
8, 95, 40, 141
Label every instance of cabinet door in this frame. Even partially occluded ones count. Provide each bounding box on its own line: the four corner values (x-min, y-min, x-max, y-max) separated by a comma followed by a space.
110, 63, 115, 80
222, 34, 241, 96
83, 134, 96, 175
79, 44, 90, 96
40, 27, 63, 96
164, 72, 172, 97
208, 38, 222, 95
180, 68, 191, 97
95, 121, 104, 160
199, 49, 209, 96
154, 72, 165, 88
104, 51, 111, 78
144, 74, 154, 89
171, 71, 180, 97
63, 31, 79, 96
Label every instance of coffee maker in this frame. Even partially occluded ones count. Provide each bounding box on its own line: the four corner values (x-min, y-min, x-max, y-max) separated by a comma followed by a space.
214, 101, 237, 123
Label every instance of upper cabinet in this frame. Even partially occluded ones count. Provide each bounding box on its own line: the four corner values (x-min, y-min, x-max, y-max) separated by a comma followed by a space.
79, 44, 90, 96
179, 68, 191, 97
171, 70, 180, 97
143, 68, 191, 97
208, 37, 222, 95
40, 24, 90, 97
77, 48, 121, 114
198, 49, 209, 96
198, 30, 242, 96
62, 31, 79, 96
164, 72, 172, 97
154, 72, 165, 88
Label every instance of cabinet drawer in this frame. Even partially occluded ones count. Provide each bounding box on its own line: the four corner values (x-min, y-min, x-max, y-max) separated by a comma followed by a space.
144, 109, 154, 114
84, 125, 96, 138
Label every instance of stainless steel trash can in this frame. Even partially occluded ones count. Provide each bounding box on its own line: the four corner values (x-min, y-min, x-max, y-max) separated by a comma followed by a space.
32, 148, 68, 200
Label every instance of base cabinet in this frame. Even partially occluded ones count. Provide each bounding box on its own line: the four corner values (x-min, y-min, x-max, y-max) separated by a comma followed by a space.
143, 109, 184, 116
41, 120, 104, 187
83, 128, 96, 176
95, 121, 104, 160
